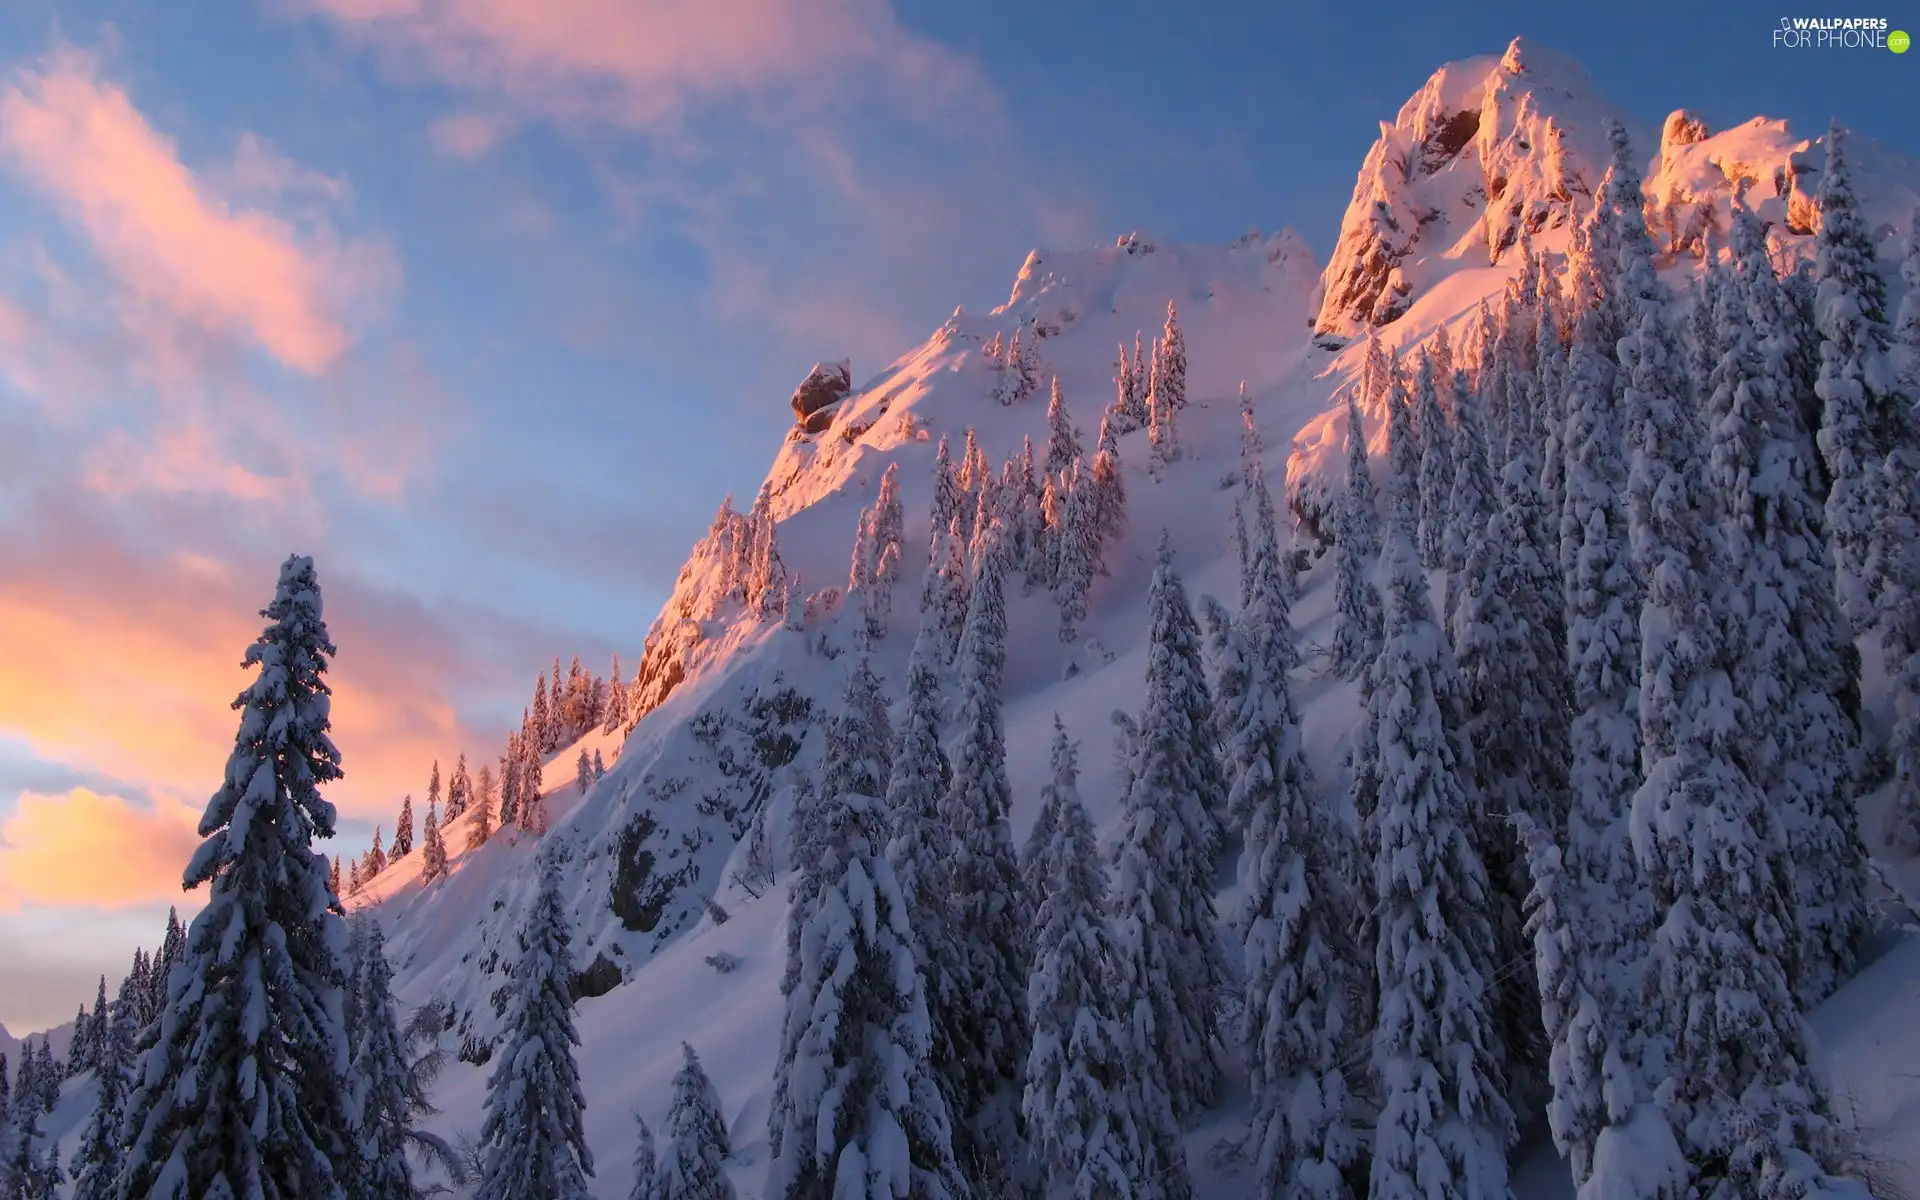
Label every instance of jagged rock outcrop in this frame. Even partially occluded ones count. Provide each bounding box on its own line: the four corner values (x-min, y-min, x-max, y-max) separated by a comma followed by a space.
790, 359, 853, 433
1312, 37, 1617, 342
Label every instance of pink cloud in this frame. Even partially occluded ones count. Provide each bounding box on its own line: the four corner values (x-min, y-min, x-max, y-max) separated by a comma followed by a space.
297, 0, 989, 136
0, 789, 205, 911
0, 46, 396, 376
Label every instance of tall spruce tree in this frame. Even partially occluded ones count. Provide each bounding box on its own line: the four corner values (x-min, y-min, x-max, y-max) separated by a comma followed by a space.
886, 630, 955, 969
1445, 367, 1498, 630
115, 555, 355, 1200
1415, 349, 1454, 568
1612, 119, 1843, 1191
931, 544, 1029, 1168
470, 766, 496, 852
349, 924, 416, 1199
1023, 719, 1159, 1199
1711, 204, 1870, 1004
420, 799, 449, 884
656, 1044, 733, 1200
392, 794, 414, 860
448, 753, 472, 820
474, 852, 594, 1200
1366, 528, 1515, 1200
1234, 522, 1363, 1199
767, 667, 963, 1200
629, 1116, 660, 1200
1109, 537, 1229, 1123
1331, 391, 1384, 679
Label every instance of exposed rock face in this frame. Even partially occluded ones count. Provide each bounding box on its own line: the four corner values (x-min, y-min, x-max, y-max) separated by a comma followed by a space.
790, 359, 852, 433
1312, 37, 1617, 341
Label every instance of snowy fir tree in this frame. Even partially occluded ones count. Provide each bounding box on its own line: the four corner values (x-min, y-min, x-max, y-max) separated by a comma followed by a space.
1611, 122, 1845, 1191
1415, 350, 1454, 569
1814, 122, 1905, 632
1146, 317, 1183, 471
1054, 464, 1094, 642
532, 674, 555, 757
931, 545, 1030, 1164
69, 973, 138, 1200
931, 435, 962, 538
1366, 527, 1515, 1200
593, 748, 606, 780
629, 1115, 659, 1200
0, 1078, 55, 1200
448, 753, 471, 820
1512, 813, 1683, 1199
474, 851, 595, 1200
1444, 365, 1498, 629
420, 798, 448, 884
577, 748, 593, 795
918, 518, 971, 671
115, 554, 355, 1200
520, 734, 548, 835
1331, 392, 1383, 679
655, 1044, 733, 1200
767, 666, 963, 1200
886, 630, 954, 950
604, 655, 629, 732
389, 796, 413, 862
1232, 520, 1364, 1198
366, 826, 387, 878
1108, 537, 1229, 1123
1556, 187, 1648, 1015
1022, 719, 1161, 1199
349, 923, 416, 1199
1709, 203, 1869, 1003
469, 766, 496, 851
1045, 376, 1083, 484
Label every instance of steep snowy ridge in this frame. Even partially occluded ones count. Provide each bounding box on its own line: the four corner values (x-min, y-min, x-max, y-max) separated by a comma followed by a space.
260, 38, 1920, 1199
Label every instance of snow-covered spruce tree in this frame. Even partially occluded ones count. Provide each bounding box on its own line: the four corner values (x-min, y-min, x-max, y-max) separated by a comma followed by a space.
1512, 813, 1684, 1199
448, 753, 472, 820
1814, 122, 1905, 633
1331, 392, 1383, 680
1089, 412, 1127, 573
593, 749, 605, 780
474, 851, 594, 1200
520, 731, 548, 835
0, 1080, 55, 1200
531, 673, 554, 757
1366, 529, 1515, 1200
1882, 437, 1920, 855
630, 1115, 660, 1200
1108, 536, 1230, 1124
420, 798, 448, 884
1233, 530, 1364, 1199
753, 504, 792, 622
931, 540, 1030, 1169
115, 554, 355, 1200
1201, 593, 1250, 834
1445, 366, 1498, 630
1415, 350, 1453, 569
1614, 130, 1842, 1191
918, 518, 971, 672
1110, 342, 1141, 434
469, 766, 496, 852
366, 826, 387, 878
1023, 719, 1162, 1199
1383, 359, 1419, 544
392, 795, 414, 860
1045, 376, 1083, 484
1146, 338, 1179, 474
1054, 464, 1094, 642
887, 630, 955, 945
1019, 718, 1072, 918
932, 434, 963, 538
349, 924, 416, 1200
1710, 204, 1869, 1004
767, 666, 964, 1200
573, 748, 590, 795
1689, 259, 1727, 417
656, 1044, 733, 1200
70, 972, 138, 1200
1534, 273, 1570, 516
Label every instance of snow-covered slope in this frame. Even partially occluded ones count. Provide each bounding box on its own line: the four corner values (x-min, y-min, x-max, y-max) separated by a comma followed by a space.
329, 37, 1920, 1200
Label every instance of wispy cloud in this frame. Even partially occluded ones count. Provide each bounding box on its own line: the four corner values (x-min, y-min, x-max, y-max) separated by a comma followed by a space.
0, 45, 397, 376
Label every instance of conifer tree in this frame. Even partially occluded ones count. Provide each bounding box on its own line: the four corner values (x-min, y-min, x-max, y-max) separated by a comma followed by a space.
931, 546, 1030, 1162
448, 753, 472, 820
629, 1116, 659, 1200
1711, 204, 1869, 1003
1445, 368, 1498, 629
886, 629, 953, 961
1331, 392, 1383, 678
603, 656, 627, 733
1146, 336, 1179, 472
348, 858, 363, 896
366, 826, 387, 878
349, 924, 416, 1200
577, 749, 592, 796
116, 555, 355, 1200
70, 973, 138, 1200
1045, 377, 1083, 484
520, 735, 548, 836
656, 1045, 733, 1200
1054, 464, 1094, 642
1367, 529, 1515, 1200
531, 674, 554, 758
1415, 350, 1453, 568
475, 852, 594, 1200
1814, 122, 1904, 632
1109, 538, 1230, 1124
550, 657, 566, 744
931, 435, 962, 538
427, 759, 441, 820
470, 765, 497, 851
421, 799, 448, 884
1233, 518, 1363, 1198
768, 667, 963, 1200
918, 520, 970, 671
392, 794, 414, 859
330, 855, 342, 898
1111, 342, 1141, 434
1088, 412, 1127, 573
500, 739, 521, 830
1611, 120, 1841, 1189
1023, 719, 1161, 1198
593, 748, 606, 780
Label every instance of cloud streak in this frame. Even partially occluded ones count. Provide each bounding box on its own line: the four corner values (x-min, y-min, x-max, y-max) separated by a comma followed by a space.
0, 788, 203, 911
0, 46, 396, 377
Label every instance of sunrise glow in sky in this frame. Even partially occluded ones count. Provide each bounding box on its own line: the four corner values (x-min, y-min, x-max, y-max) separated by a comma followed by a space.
0, 0, 1912, 1033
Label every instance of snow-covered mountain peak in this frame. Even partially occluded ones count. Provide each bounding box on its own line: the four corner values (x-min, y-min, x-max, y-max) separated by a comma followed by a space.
1313, 36, 1624, 342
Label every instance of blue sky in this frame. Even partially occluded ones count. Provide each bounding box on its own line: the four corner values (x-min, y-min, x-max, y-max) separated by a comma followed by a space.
0, 0, 1912, 1032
